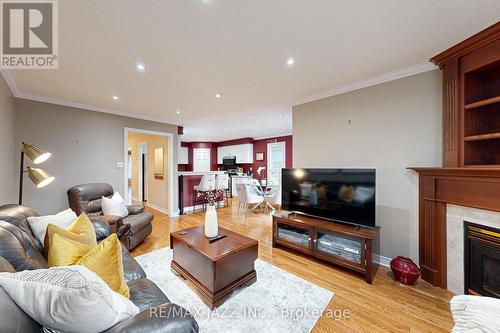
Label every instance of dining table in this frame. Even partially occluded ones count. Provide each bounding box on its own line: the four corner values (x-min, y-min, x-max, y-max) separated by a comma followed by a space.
247, 181, 279, 211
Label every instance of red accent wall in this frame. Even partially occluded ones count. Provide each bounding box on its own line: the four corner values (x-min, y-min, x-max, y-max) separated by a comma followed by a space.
178, 135, 293, 175
251, 135, 293, 179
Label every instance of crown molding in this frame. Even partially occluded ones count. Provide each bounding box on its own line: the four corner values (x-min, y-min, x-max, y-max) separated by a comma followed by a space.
2, 62, 437, 127
293, 62, 437, 106
0, 69, 20, 96
0, 69, 180, 126
253, 132, 293, 141
16, 91, 180, 126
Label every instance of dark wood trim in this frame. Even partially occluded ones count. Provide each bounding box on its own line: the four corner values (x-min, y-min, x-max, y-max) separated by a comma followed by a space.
431, 21, 500, 67
410, 167, 500, 288
409, 167, 500, 177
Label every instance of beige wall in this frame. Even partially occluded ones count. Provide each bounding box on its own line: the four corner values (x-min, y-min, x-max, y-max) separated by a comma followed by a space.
293, 70, 442, 261
15, 99, 178, 214
128, 133, 169, 211
0, 76, 17, 204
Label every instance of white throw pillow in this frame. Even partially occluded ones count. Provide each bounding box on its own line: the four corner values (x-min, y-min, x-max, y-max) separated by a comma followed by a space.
0, 265, 139, 333
450, 295, 500, 332
101, 191, 129, 218
28, 209, 77, 245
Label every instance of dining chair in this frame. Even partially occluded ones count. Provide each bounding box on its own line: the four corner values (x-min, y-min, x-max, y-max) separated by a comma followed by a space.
215, 173, 230, 207
235, 183, 264, 214
193, 174, 216, 212
264, 183, 281, 211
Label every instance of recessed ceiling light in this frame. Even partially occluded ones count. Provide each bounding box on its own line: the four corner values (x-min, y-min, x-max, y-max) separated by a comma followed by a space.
215, 93, 222, 99
135, 63, 146, 72
279, 114, 284, 118
287, 58, 295, 66
112, 95, 119, 100
176, 110, 181, 115
224, 127, 228, 131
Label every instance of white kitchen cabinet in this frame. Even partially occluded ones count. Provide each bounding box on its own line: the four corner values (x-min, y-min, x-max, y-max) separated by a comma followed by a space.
178, 147, 189, 164
236, 143, 253, 164
217, 143, 253, 164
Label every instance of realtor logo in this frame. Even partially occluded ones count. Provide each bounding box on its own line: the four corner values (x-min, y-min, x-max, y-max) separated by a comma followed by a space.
1, 0, 58, 68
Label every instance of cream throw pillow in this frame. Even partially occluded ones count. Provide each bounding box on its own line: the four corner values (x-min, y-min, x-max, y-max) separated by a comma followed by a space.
0, 265, 139, 333
27, 209, 77, 246
101, 192, 129, 218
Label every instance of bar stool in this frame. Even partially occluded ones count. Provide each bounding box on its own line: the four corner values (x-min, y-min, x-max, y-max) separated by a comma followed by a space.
215, 173, 230, 207
193, 174, 215, 212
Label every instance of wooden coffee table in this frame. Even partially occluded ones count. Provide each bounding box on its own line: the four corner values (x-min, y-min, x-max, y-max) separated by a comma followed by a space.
170, 226, 258, 309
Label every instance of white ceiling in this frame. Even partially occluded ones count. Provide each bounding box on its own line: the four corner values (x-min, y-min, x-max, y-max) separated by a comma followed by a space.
3, 0, 500, 142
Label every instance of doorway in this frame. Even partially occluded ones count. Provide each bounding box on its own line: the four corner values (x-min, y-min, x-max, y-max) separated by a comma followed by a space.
138, 143, 148, 202
267, 141, 286, 184
124, 128, 174, 216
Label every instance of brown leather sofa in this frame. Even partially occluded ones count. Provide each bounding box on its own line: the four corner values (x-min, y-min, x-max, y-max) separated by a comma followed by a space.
0, 204, 199, 333
67, 183, 153, 250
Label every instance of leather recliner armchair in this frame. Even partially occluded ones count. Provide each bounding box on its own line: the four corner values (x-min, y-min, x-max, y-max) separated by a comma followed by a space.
0, 204, 198, 333
67, 183, 153, 250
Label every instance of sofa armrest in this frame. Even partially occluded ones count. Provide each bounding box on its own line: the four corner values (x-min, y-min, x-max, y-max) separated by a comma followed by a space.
89, 215, 123, 232
116, 224, 131, 239
104, 303, 199, 333
90, 220, 112, 240
127, 205, 145, 215
0, 256, 15, 273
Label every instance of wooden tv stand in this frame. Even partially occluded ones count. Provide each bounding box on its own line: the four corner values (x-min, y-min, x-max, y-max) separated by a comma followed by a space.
272, 211, 380, 284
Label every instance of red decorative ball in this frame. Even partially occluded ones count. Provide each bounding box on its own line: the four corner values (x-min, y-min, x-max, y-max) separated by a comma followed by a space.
390, 256, 421, 285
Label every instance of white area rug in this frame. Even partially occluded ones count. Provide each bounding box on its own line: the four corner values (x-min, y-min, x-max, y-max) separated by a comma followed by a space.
135, 248, 333, 333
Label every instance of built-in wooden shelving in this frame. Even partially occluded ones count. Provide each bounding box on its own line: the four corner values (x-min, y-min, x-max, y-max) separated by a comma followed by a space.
464, 132, 500, 142
465, 95, 500, 110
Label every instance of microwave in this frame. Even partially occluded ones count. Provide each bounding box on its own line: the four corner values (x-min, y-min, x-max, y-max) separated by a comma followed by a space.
222, 156, 237, 166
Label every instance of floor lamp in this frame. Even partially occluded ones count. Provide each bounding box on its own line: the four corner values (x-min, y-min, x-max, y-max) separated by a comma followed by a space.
19, 142, 55, 205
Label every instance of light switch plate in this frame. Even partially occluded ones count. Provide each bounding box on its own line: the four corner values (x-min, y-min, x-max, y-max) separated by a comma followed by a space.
116, 162, 124, 168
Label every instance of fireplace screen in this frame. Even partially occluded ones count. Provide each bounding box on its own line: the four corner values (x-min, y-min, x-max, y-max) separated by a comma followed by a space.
464, 221, 500, 298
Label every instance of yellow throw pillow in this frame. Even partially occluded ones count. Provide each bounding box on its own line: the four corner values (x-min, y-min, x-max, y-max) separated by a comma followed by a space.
44, 213, 97, 256
48, 233, 129, 298
339, 185, 354, 203
48, 233, 94, 267
76, 234, 129, 298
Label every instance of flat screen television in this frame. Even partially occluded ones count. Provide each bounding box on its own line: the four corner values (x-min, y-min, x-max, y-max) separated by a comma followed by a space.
281, 168, 376, 228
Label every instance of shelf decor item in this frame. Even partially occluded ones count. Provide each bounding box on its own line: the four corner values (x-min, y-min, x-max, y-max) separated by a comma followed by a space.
390, 256, 421, 285
201, 189, 224, 238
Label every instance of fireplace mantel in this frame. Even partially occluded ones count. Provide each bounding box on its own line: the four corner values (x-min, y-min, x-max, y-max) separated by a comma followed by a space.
409, 167, 500, 288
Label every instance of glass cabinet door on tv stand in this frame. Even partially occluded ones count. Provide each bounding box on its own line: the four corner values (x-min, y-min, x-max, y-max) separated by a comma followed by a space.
314, 229, 365, 269
274, 220, 313, 253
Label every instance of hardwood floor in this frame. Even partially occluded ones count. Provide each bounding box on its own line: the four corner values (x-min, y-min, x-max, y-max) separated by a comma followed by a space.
131, 201, 454, 332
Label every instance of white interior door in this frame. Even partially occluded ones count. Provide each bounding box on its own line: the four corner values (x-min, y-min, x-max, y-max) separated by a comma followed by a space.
267, 142, 286, 184
193, 148, 211, 172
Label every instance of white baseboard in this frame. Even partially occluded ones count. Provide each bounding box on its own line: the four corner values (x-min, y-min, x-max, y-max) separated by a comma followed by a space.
146, 203, 169, 215
372, 254, 391, 268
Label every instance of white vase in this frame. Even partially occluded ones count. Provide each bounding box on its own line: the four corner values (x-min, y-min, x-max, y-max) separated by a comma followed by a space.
204, 205, 219, 238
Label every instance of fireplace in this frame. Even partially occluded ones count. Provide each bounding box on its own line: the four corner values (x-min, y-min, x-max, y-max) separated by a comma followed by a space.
464, 221, 500, 298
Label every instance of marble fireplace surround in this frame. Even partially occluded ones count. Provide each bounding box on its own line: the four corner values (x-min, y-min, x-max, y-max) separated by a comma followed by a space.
446, 204, 500, 294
